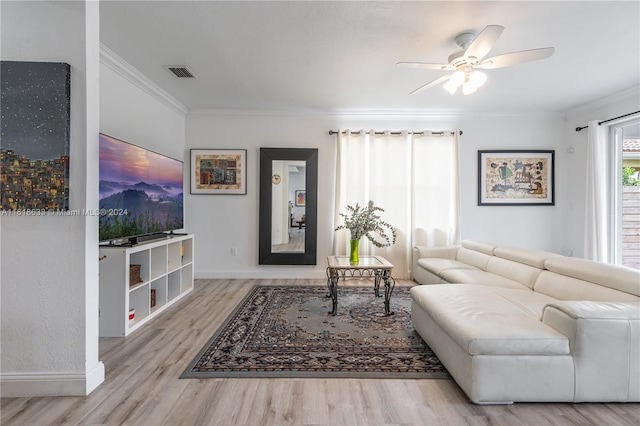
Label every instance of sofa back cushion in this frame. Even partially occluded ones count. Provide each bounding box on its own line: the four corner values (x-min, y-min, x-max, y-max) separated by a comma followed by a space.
486, 256, 543, 289
456, 247, 493, 270
494, 246, 562, 269
543, 257, 640, 298
534, 258, 640, 302
461, 240, 496, 255
535, 271, 639, 302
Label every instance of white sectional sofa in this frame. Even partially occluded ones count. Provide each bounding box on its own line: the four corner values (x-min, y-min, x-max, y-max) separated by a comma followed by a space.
410, 240, 640, 404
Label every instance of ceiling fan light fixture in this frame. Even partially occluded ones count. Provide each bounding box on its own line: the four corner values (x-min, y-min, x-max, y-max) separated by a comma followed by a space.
443, 70, 465, 94
449, 70, 466, 86
469, 70, 487, 87
460, 70, 487, 95
443, 80, 459, 95
462, 80, 478, 95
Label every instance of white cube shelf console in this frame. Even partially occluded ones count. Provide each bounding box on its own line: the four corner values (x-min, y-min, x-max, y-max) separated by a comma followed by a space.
99, 234, 194, 337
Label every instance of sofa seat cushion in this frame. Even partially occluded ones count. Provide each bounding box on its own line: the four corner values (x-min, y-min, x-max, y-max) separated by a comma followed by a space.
410, 284, 570, 356
439, 269, 529, 290
417, 258, 478, 276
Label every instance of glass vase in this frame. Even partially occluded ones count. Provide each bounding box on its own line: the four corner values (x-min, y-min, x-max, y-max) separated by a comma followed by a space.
349, 239, 360, 264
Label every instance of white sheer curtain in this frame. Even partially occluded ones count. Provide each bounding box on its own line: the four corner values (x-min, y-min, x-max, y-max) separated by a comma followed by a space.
332, 129, 460, 279
584, 120, 610, 262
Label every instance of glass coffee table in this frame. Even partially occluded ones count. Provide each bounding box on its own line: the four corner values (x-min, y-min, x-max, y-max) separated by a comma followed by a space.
326, 255, 396, 316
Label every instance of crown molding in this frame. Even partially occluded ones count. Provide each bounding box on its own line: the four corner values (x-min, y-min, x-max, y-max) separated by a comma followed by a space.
188, 108, 326, 117
323, 110, 563, 121
564, 85, 640, 119
188, 108, 562, 121
99, 44, 188, 116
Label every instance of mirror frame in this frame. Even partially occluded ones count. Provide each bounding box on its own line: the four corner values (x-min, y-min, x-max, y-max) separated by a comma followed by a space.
259, 148, 318, 265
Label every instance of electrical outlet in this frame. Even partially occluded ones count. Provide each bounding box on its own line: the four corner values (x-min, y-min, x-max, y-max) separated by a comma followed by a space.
231, 247, 238, 256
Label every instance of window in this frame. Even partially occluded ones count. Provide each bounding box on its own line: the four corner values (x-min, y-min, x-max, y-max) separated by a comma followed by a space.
612, 119, 640, 269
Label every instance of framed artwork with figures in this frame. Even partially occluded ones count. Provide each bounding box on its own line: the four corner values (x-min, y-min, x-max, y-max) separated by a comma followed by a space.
478, 150, 554, 206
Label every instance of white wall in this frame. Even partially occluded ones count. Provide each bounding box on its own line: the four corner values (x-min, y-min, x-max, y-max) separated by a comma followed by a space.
561, 86, 640, 258
99, 47, 187, 162
458, 116, 566, 253
186, 114, 330, 278
0, 1, 104, 396
186, 111, 566, 279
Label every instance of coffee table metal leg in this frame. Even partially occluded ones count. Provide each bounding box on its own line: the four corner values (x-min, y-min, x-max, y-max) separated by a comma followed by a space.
374, 270, 382, 297
326, 267, 339, 316
383, 272, 396, 316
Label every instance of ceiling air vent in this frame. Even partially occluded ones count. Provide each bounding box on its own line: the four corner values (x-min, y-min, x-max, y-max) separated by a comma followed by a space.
165, 66, 197, 78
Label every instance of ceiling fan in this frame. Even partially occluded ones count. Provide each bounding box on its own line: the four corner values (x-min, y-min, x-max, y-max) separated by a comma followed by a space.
397, 25, 554, 95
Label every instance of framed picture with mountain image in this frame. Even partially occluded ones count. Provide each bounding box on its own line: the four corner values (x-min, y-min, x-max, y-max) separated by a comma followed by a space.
478, 150, 554, 206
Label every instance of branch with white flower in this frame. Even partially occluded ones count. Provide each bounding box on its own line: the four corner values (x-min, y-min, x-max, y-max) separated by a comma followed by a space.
335, 200, 397, 248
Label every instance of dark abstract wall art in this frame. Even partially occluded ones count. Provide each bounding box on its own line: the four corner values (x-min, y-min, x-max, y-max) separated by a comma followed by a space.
190, 149, 247, 194
1, 61, 71, 211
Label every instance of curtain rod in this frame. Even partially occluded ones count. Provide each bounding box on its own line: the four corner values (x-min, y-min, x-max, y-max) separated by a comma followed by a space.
329, 130, 463, 136
575, 110, 640, 132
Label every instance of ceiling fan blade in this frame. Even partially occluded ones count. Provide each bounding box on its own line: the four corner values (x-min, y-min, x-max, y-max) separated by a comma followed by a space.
464, 25, 504, 61
409, 74, 451, 95
397, 61, 455, 71
477, 47, 555, 69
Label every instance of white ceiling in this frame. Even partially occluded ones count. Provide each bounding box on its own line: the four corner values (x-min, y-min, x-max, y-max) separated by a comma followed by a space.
100, 1, 640, 114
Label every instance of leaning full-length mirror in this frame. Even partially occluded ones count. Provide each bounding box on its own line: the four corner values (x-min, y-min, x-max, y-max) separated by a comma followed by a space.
259, 148, 318, 265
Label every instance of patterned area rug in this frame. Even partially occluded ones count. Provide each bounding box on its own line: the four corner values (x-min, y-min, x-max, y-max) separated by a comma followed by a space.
181, 285, 449, 379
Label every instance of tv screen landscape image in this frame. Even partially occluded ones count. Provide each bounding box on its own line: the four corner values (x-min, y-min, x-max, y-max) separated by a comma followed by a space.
99, 133, 184, 243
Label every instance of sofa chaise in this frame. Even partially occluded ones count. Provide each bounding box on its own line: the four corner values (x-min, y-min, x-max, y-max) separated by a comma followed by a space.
410, 240, 640, 404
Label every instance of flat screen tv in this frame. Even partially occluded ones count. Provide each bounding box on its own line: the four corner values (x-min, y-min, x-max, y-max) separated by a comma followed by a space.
99, 133, 184, 244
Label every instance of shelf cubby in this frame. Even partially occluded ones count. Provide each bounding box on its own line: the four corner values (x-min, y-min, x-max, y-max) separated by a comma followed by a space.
167, 241, 182, 272
150, 276, 168, 314
129, 250, 150, 283
181, 239, 193, 265
181, 263, 194, 293
168, 270, 181, 301
129, 283, 151, 326
150, 246, 167, 280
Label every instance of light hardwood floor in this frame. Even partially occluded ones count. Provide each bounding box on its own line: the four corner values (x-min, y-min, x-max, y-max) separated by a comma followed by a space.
2, 279, 639, 426
272, 228, 305, 253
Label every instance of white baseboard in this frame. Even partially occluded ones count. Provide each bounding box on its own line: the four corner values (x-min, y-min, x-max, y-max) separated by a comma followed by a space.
0, 362, 105, 397
195, 268, 327, 280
